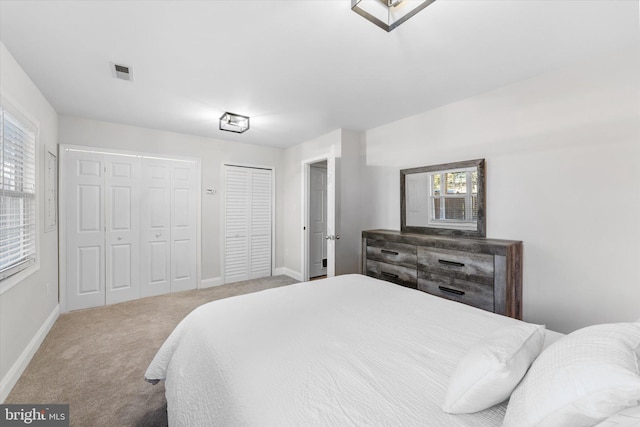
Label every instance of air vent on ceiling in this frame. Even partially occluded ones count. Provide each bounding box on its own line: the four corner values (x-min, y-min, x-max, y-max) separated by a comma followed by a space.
110, 62, 134, 82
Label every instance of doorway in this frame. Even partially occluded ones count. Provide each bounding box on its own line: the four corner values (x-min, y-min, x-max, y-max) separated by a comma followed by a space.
308, 161, 327, 279
302, 154, 336, 282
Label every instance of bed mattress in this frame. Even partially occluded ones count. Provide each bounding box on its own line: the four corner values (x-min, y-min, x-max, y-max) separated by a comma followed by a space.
145, 274, 557, 426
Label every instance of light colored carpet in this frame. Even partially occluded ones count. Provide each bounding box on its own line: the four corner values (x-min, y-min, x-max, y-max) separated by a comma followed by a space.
5, 275, 299, 426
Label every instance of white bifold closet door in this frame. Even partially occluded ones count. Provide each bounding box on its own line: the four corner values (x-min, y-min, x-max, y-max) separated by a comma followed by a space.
65, 148, 198, 311
66, 150, 107, 310
139, 158, 198, 297
224, 166, 272, 284
66, 151, 142, 310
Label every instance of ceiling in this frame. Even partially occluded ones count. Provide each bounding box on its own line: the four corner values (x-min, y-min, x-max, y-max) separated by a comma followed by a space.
0, 1, 637, 148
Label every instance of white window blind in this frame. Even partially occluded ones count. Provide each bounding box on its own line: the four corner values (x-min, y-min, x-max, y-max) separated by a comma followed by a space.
0, 106, 37, 280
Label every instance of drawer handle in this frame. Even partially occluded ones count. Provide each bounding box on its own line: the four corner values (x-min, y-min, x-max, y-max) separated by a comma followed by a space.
381, 249, 399, 255
438, 286, 465, 296
438, 259, 465, 268
381, 271, 399, 279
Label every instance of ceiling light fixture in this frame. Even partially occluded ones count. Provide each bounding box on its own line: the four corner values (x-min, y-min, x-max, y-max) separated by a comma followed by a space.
351, 0, 436, 32
219, 112, 250, 134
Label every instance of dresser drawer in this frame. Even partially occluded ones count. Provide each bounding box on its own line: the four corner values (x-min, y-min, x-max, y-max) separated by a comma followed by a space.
418, 247, 494, 284
366, 239, 417, 269
366, 260, 417, 289
418, 271, 494, 312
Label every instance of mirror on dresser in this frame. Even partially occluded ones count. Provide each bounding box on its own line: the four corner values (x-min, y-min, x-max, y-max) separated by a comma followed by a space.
401, 159, 485, 237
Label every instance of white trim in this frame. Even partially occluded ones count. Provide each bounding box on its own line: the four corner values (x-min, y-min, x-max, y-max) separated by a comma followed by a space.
0, 265, 39, 296
274, 267, 302, 282
64, 147, 197, 163
200, 276, 223, 289
194, 161, 202, 293
58, 147, 68, 312
0, 304, 59, 403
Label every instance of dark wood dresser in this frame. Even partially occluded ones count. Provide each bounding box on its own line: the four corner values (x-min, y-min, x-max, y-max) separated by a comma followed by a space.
362, 229, 523, 319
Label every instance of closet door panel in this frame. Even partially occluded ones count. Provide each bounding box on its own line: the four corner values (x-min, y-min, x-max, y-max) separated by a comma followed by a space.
249, 169, 272, 278
66, 151, 106, 311
105, 156, 141, 305
140, 159, 171, 297
170, 162, 198, 292
224, 167, 250, 283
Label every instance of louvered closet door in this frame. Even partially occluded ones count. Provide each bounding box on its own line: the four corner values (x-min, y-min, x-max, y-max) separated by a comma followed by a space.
249, 169, 272, 278
224, 166, 272, 284
224, 167, 250, 283
66, 151, 106, 311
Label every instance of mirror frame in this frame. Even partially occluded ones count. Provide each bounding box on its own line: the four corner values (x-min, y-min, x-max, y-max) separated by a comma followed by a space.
400, 159, 486, 237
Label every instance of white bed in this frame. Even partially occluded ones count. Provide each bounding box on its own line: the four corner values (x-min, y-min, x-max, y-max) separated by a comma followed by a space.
145, 274, 564, 426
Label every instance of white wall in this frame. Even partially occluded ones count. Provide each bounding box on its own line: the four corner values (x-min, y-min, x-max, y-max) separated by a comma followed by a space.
0, 42, 59, 401
282, 129, 366, 278
363, 49, 640, 333
336, 130, 366, 275
283, 129, 341, 278
57, 116, 285, 285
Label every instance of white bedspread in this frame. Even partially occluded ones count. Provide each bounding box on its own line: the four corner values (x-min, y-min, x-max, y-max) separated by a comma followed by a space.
145, 274, 544, 426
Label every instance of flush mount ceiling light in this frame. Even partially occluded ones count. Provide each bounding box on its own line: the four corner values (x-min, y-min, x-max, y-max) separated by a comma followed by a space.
351, 0, 436, 32
219, 112, 250, 134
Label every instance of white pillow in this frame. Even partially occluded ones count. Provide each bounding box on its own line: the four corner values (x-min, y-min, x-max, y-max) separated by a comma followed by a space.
442, 323, 545, 414
503, 322, 640, 427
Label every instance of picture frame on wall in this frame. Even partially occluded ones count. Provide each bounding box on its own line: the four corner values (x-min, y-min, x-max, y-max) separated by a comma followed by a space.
45, 145, 57, 232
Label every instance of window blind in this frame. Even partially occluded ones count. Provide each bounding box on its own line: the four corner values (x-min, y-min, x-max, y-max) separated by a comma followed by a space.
0, 106, 37, 280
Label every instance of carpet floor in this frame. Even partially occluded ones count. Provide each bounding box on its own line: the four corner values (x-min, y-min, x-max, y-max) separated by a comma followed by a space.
5, 275, 299, 426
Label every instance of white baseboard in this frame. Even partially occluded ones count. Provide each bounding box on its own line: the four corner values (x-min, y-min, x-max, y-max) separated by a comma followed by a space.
274, 267, 302, 282
1, 304, 59, 403
200, 277, 223, 289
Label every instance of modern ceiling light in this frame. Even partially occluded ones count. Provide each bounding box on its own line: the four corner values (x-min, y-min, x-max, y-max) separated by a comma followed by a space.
219, 112, 250, 134
351, 0, 436, 32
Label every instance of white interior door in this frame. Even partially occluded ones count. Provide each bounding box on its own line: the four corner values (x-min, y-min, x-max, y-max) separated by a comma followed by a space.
66, 151, 105, 311
105, 155, 141, 305
140, 159, 172, 297
170, 161, 198, 292
309, 164, 327, 278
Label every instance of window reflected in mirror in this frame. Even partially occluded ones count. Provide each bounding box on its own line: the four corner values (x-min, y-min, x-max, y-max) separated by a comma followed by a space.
401, 159, 485, 237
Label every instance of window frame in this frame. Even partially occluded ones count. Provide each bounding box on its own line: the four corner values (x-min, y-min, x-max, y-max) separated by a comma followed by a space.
0, 97, 40, 294
428, 166, 478, 229
401, 159, 486, 238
